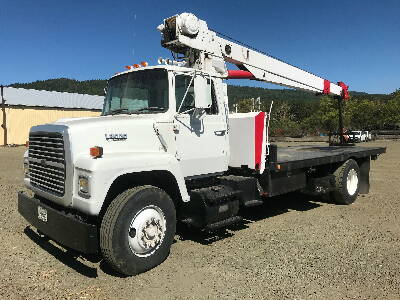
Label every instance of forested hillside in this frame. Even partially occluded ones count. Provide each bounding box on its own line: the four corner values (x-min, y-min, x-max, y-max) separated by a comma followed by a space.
10, 78, 107, 96
9, 78, 390, 103
9, 78, 399, 135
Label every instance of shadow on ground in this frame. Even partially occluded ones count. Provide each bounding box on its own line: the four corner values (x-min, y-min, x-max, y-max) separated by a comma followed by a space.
177, 192, 325, 245
23, 192, 326, 278
24, 227, 100, 278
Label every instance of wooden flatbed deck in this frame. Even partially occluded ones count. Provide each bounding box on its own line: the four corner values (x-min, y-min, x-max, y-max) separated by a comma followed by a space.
273, 145, 386, 171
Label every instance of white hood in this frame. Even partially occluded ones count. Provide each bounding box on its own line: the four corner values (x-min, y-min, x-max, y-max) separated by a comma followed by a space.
53, 114, 164, 162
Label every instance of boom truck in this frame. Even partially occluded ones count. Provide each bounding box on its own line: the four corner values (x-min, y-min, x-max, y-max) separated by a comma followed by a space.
18, 13, 385, 276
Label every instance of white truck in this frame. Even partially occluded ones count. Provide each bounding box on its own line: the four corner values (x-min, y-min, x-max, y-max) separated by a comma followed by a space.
18, 13, 385, 276
346, 130, 370, 142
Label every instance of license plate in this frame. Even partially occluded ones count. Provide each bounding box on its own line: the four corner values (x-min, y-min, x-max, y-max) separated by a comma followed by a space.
38, 206, 48, 222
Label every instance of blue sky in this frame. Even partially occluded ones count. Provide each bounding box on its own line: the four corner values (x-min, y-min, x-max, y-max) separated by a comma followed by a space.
1, 0, 399, 94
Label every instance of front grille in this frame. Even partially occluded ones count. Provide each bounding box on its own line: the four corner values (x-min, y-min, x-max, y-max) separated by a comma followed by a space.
28, 132, 65, 196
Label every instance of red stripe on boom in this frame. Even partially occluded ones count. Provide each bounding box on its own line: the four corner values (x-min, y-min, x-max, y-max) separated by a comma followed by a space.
226, 70, 255, 79
254, 112, 265, 170
323, 79, 330, 94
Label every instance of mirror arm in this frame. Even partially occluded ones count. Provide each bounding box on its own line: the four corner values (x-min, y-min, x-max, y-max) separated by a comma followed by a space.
180, 107, 196, 115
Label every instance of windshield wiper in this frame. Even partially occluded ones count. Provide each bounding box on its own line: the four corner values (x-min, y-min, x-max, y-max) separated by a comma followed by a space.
137, 107, 165, 112
106, 107, 165, 115
107, 108, 129, 115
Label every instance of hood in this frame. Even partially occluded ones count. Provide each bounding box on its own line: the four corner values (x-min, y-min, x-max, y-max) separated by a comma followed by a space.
51, 114, 164, 161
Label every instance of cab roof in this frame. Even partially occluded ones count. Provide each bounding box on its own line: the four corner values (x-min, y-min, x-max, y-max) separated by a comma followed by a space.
110, 64, 223, 80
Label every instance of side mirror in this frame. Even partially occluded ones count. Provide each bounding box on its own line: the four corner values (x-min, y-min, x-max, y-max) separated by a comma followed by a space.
194, 76, 212, 109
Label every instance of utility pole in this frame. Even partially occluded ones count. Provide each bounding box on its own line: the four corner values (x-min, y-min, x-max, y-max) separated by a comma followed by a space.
1, 85, 7, 146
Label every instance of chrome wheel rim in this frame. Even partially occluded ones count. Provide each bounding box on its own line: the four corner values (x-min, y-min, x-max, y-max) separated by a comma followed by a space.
346, 169, 358, 196
128, 205, 166, 257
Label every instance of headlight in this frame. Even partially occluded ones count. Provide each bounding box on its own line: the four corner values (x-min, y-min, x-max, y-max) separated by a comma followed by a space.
78, 176, 90, 196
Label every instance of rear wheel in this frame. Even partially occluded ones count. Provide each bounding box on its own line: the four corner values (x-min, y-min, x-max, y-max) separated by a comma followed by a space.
100, 185, 176, 276
332, 159, 360, 205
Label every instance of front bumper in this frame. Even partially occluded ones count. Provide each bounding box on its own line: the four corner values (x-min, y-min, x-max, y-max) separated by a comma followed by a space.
18, 192, 99, 254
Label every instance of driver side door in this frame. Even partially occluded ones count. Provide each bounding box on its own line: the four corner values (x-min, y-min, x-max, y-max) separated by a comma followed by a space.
174, 74, 229, 178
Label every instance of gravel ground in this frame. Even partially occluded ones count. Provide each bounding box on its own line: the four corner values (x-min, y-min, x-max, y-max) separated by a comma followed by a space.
0, 141, 399, 299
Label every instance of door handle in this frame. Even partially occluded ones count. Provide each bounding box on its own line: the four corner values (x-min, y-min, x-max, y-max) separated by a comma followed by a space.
214, 129, 226, 136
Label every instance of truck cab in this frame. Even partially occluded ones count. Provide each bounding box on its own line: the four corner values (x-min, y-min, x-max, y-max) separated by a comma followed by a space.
23, 65, 232, 215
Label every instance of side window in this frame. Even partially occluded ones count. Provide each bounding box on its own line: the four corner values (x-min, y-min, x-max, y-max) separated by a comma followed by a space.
175, 75, 219, 115
175, 75, 195, 113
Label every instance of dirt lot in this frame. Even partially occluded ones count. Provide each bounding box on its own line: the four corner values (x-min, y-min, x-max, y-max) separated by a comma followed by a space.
0, 141, 399, 299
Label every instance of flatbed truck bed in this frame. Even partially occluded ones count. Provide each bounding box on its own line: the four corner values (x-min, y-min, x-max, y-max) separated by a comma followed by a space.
270, 145, 386, 171
258, 145, 386, 199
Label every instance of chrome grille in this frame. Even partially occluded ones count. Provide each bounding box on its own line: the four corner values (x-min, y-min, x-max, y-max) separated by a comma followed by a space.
28, 132, 65, 196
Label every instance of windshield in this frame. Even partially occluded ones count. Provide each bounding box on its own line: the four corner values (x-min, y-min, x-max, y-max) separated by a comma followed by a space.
103, 69, 169, 115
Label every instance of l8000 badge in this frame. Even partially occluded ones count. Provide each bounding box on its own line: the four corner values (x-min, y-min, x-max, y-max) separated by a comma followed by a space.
105, 133, 128, 141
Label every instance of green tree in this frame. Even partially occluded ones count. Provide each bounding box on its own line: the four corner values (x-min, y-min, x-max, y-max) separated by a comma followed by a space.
383, 98, 400, 128
236, 98, 254, 113
304, 96, 339, 133
346, 99, 381, 130
270, 101, 303, 136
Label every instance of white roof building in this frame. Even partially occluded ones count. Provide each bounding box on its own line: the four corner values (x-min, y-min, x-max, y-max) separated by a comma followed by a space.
2, 87, 104, 110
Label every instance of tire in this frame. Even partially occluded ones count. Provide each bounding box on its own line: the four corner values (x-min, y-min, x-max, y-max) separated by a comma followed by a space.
100, 185, 176, 276
332, 159, 360, 205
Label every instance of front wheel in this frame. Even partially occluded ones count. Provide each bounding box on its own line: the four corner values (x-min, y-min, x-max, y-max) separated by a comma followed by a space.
100, 185, 176, 276
332, 159, 360, 205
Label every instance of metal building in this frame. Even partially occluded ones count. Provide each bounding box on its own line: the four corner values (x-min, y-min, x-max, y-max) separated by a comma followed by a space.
1, 86, 103, 145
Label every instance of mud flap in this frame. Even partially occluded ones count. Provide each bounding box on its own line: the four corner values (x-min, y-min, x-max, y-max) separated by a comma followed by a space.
358, 157, 370, 194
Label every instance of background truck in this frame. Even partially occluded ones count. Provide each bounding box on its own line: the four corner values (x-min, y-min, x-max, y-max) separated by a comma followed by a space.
346, 130, 370, 142
18, 12, 385, 276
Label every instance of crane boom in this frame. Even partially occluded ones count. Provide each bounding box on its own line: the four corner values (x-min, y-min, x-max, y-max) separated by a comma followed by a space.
158, 13, 349, 99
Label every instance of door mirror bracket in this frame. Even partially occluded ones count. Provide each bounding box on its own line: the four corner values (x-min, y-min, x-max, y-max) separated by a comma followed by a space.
192, 108, 206, 120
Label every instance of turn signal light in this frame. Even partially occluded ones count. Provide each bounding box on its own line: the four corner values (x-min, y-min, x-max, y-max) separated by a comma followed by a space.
90, 146, 103, 158
140, 61, 148, 67
133, 64, 140, 68
125, 65, 133, 70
